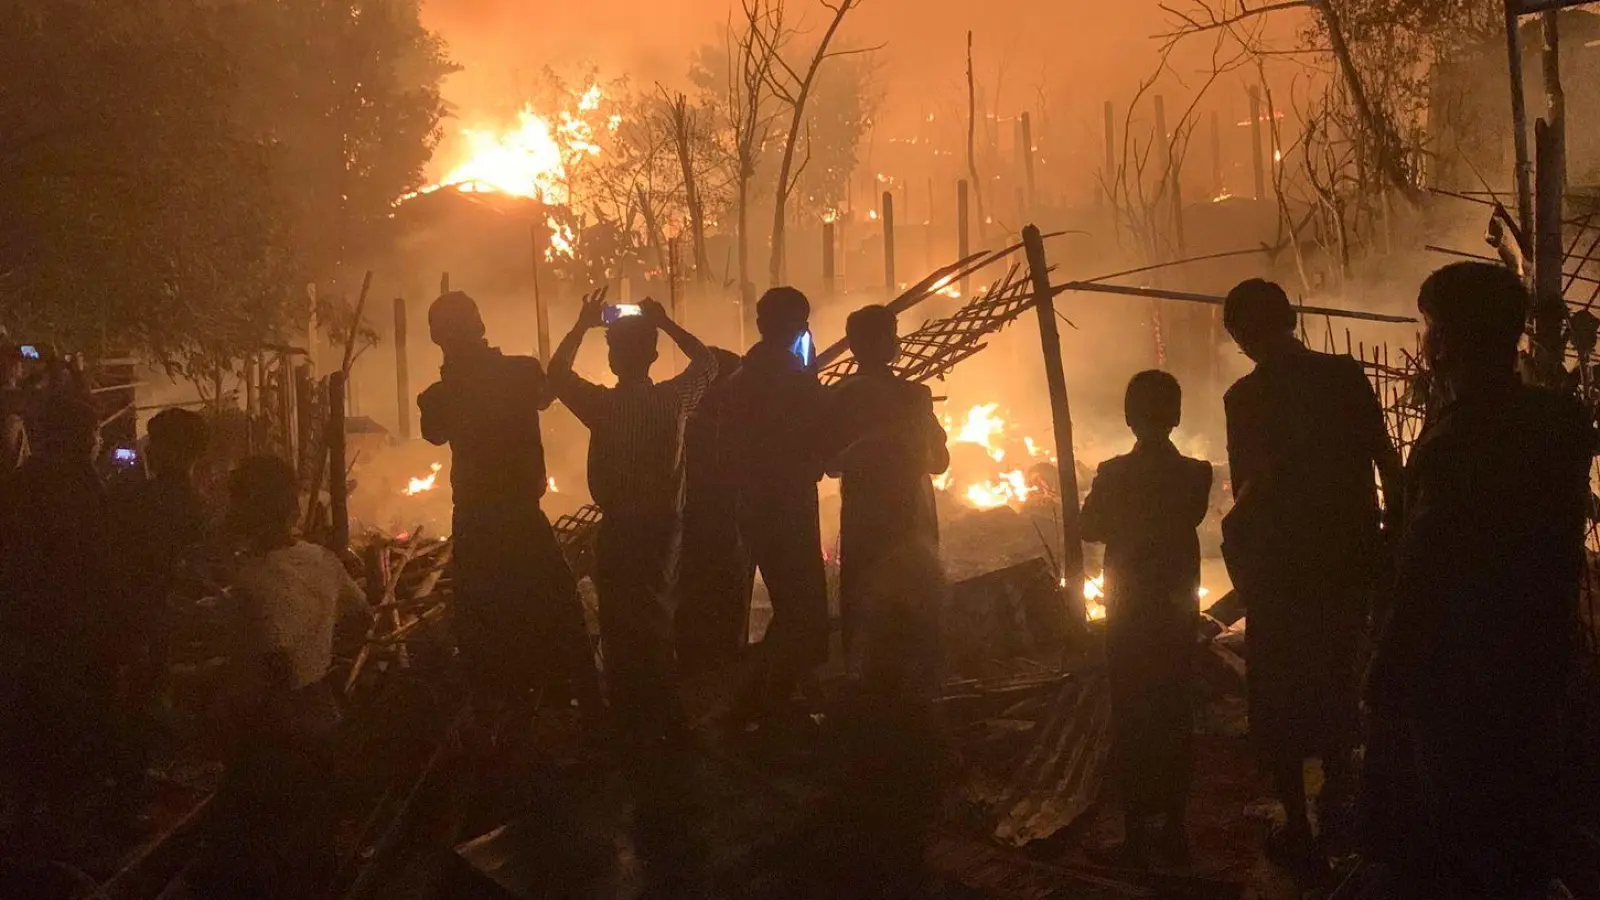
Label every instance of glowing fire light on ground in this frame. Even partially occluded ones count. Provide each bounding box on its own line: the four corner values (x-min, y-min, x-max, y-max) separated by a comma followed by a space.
404, 463, 443, 496
939, 404, 1053, 510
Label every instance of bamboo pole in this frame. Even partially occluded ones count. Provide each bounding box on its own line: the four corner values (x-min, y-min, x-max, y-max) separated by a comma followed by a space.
1021, 225, 1085, 626
532, 223, 551, 366
1102, 100, 1116, 211
822, 220, 837, 294
1020, 112, 1036, 213
883, 190, 897, 291
958, 180, 972, 298
1505, 2, 1535, 253
1210, 109, 1223, 197
393, 298, 411, 440
327, 371, 349, 552
1249, 87, 1266, 201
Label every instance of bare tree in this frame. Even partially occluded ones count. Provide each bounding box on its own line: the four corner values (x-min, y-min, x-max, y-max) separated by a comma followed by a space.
728, 0, 786, 307
763, 0, 873, 287
661, 90, 714, 281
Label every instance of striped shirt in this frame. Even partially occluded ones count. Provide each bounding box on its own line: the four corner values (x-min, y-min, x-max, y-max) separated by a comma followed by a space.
555, 351, 718, 518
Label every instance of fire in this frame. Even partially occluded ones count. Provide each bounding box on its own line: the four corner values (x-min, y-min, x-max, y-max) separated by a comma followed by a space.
1084, 573, 1107, 621
404, 462, 443, 496
547, 477, 559, 493
938, 404, 1054, 510
930, 273, 961, 299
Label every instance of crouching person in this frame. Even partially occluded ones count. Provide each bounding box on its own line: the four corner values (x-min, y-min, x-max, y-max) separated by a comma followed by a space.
1081, 371, 1212, 867
194, 457, 369, 900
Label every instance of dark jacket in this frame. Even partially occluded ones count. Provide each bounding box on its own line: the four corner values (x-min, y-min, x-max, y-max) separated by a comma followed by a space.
720, 340, 826, 507
418, 346, 550, 529
1082, 438, 1213, 621
1370, 383, 1595, 719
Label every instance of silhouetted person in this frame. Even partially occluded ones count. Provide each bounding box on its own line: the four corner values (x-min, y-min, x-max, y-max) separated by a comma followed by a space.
1364, 263, 1594, 900
106, 408, 209, 789
418, 291, 599, 714
0, 397, 110, 848
1081, 370, 1211, 867
721, 287, 830, 728
1220, 278, 1402, 863
821, 304, 948, 666
673, 346, 749, 675
549, 293, 718, 748
195, 456, 368, 900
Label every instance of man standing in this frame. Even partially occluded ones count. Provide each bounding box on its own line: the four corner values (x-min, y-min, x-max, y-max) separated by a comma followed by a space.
1366, 262, 1593, 900
720, 287, 830, 728
820, 304, 949, 668
549, 293, 717, 748
673, 346, 749, 676
107, 408, 209, 783
418, 291, 599, 716
1219, 279, 1402, 863
0, 398, 112, 847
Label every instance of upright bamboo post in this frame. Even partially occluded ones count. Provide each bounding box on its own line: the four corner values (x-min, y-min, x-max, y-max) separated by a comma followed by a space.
531, 222, 551, 366
327, 371, 349, 553
1533, 118, 1566, 383
957, 180, 972, 297
1210, 109, 1223, 197
1020, 112, 1036, 212
393, 297, 411, 440
822, 220, 837, 295
882, 190, 896, 292
440, 272, 450, 295
1102, 101, 1116, 210
1248, 87, 1266, 201
1506, 3, 1535, 254
1021, 225, 1085, 626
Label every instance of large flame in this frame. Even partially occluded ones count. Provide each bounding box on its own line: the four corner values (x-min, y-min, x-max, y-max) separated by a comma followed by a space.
939, 404, 1053, 510
404, 462, 443, 496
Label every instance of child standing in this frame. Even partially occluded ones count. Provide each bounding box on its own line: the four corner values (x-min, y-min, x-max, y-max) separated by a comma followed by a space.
1081, 371, 1212, 867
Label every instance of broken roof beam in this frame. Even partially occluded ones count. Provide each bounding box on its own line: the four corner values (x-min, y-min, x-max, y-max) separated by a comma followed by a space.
1055, 281, 1419, 325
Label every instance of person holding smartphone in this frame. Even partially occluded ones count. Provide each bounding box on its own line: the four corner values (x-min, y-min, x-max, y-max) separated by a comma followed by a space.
549, 290, 718, 752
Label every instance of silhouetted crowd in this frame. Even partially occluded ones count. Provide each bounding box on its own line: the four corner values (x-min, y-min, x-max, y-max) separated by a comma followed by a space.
1, 258, 1594, 900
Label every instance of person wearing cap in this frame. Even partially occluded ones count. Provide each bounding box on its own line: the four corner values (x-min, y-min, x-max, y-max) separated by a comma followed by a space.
417, 290, 600, 719
719, 286, 830, 730
1219, 278, 1402, 865
1364, 263, 1594, 900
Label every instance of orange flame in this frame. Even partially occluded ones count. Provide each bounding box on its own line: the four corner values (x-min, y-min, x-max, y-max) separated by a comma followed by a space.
404, 463, 443, 496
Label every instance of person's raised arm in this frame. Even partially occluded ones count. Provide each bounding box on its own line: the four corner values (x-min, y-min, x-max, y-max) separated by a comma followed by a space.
643, 298, 717, 406
549, 286, 607, 380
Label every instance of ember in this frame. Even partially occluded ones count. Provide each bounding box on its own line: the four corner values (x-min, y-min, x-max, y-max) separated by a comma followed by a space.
404, 463, 443, 496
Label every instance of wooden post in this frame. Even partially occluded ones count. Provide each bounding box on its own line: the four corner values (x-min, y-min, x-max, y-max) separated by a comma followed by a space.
1533, 118, 1566, 383
327, 371, 349, 553
393, 297, 412, 440
1248, 87, 1266, 201
440, 272, 450, 295
1020, 112, 1036, 212
531, 222, 551, 366
1210, 109, 1223, 198
1506, 4, 1535, 254
1021, 225, 1085, 625
882, 190, 896, 292
1102, 100, 1116, 210
244, 354, 259, 454
958, 179, 972, 297
1154, 95, 1171, 197
822, 220, 837, 294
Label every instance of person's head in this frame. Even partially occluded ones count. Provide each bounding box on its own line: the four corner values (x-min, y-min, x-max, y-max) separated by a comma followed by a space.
31, 397, 99, 460
428, 291, 486, 354
228, 456, 299, 546
756, 287, 811, 344
846, 304, 899, 369
1124, 369, 1183, 441
146, 408, 209, 478
1223, 279, 1299, 360
606, 315, 660, 382
1417, 261, 1526, 390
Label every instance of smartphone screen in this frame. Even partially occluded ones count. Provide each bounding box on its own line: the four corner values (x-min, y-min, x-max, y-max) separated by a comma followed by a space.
19, 345, 40, 360
790, 330, 815, 368
113, 447, 138, 464
603, 304, 644, 326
